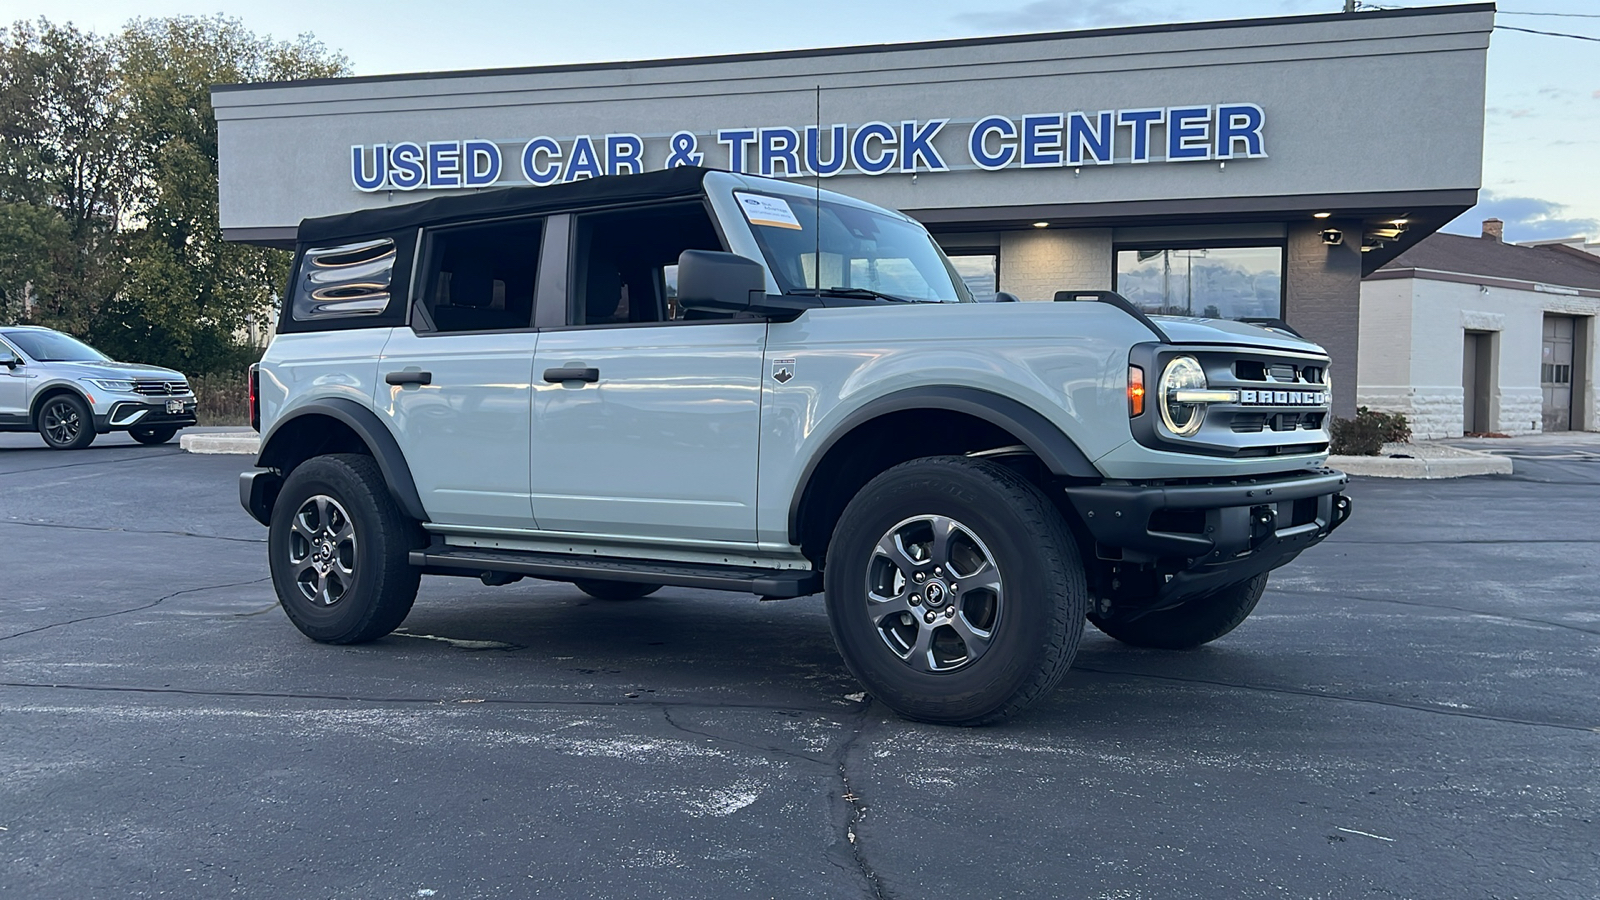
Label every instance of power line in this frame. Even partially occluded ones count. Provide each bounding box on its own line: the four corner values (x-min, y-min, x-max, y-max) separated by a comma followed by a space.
1496, 24, 1600, 42
1499, 11, 1600, 18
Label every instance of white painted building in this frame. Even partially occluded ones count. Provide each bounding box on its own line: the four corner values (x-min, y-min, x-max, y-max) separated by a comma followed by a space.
1359, 220, 1599, 438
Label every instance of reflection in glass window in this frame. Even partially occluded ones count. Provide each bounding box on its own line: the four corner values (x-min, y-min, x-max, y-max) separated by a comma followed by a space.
947, 254, 999, 303
1115, 246, 1282, 320
293, 238, 396, 321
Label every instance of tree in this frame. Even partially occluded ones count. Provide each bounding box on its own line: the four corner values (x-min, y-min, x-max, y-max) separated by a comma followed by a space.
0, 20, 130, 331
106, 16, 347, 372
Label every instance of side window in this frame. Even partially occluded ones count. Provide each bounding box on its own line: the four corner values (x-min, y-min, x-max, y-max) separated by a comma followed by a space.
292, 238, 396, 321
570, 202, 724, 326
418, 218, 542, 333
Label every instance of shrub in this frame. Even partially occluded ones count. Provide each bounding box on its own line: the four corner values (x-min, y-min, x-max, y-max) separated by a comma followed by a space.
1329, 406, 1411, 456
190, 372, 250, 426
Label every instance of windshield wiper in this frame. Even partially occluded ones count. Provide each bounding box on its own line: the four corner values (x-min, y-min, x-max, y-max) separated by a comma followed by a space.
795, 286, 919, 303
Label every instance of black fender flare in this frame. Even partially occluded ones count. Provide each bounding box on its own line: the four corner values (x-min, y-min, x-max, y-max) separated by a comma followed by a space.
786, 386, 1101, 543
256, 397, 428, 523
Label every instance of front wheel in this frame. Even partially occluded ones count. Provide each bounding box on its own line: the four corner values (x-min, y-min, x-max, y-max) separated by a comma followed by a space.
269, 454, 422, 644
1088, 574, 1267, 650
824, 456, 1087, 726
129, 425, 179, 445
38, 394, 95, 450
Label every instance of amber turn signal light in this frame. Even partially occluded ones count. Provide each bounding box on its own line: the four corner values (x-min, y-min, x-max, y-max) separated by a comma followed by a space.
1128, 365, 1145, 416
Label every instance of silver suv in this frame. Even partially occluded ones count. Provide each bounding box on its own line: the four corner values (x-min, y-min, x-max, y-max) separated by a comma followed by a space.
0, 326, 196, 450
241, 167, 1351, 724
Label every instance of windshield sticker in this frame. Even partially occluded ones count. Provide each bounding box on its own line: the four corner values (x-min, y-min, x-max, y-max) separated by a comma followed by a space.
735, 192, 803, 230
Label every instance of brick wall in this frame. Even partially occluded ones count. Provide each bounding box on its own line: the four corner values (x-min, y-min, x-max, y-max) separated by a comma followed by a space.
1286, 220, 1362, 418
998, 229, 1113, 300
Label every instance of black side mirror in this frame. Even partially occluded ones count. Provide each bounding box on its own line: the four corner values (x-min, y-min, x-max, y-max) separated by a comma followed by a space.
994, 291, 1020, 303
0, 355, 19, 369
677, 250, 767, 314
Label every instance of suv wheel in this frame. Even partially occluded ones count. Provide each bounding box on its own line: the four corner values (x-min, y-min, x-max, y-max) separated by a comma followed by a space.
269, 454, 422, 644
1088, 574, 1267, 650
824, 456, 1086, 726
574, 579, 661, 601
38, 394, 95, 450
129, 425, 179, 445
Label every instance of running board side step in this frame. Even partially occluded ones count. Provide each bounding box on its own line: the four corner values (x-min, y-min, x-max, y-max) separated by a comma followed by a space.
408, 546, 822, 599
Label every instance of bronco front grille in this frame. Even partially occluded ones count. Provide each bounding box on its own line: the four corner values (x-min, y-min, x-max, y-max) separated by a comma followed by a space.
1131, 344, 1333, 458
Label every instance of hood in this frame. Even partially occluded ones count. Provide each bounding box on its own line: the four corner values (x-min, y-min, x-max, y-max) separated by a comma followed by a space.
47, 360, 188, 380
1149, 316, 1326, 355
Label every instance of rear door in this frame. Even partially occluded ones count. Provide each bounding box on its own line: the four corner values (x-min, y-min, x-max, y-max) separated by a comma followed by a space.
377, 217, 549, 529
527, 203, 767, 543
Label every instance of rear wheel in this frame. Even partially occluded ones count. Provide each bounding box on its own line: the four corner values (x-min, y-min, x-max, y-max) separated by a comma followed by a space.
269, 454, 422, 644
1088, 574, 1267, 650
824, 456, 1086, 726
574, 579, 661, 601
38, 394, 95, 450
129, 425, 178, 445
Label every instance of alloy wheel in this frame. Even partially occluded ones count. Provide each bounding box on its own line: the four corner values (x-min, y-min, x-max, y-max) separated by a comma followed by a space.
865, 514, 1004, 673
288, 494, 358, 606
42, 400, 82, 445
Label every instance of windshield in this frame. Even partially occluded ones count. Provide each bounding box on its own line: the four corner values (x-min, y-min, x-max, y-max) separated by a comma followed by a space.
1, 330, 111, 363
741, 194, 972, 303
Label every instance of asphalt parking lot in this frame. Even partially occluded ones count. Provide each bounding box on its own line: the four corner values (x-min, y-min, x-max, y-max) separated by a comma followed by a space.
2, 431, 1597, 899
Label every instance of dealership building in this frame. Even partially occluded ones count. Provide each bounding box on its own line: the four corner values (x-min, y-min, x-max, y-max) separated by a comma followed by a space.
213, 3, 1498, 418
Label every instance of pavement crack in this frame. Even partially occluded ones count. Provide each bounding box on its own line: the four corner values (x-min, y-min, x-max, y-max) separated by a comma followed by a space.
1270, 587, 1600, 637
0, 680, 853, 716
0, 450, 182, 477
0, 576, 272, 642
659, 706, 830, 765
829, 700, 892, 900
2, 518, 266, 544
1075, 665, 1599, 733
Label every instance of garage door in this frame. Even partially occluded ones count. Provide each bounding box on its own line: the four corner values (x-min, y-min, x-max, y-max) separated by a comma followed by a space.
1542, 315, 1574, 432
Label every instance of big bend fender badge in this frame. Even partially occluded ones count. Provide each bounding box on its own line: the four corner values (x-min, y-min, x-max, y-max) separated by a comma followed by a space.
772, 358, 796, 384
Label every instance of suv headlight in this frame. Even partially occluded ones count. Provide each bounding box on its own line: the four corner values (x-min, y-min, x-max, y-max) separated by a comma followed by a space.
88, 379, 137, 393
1158, 356, 1225, 437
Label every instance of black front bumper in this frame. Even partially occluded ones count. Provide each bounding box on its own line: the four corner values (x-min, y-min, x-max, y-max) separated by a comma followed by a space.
95, 400, 198, 433
1065, 467, 1352, 602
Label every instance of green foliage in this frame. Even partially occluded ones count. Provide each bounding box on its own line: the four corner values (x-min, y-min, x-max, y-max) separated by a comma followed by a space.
1330, 406, 1412, 456
0, 15, 348, 375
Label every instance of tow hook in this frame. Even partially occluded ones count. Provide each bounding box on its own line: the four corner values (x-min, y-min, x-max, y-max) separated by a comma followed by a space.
1249, 504, 1277, 548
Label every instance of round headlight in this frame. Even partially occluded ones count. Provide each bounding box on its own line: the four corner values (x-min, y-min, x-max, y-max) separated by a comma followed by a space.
1159, 356, 1208, 437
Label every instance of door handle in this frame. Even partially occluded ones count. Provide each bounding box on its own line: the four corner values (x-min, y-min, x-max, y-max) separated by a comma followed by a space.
385, 370, 432, 385
544, 367, 599, 384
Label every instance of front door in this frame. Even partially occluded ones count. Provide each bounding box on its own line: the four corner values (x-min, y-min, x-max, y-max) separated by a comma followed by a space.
377, 217, 546, 529
527, 201, 765, 543
1542, 315, 1575, 432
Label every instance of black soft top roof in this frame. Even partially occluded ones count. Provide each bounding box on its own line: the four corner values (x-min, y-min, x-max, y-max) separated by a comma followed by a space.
297, 166, 714, 245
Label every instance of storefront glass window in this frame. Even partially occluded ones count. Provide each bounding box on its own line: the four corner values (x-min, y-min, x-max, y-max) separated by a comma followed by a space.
1114, 246, 1283, 320
947, 254, 999, 302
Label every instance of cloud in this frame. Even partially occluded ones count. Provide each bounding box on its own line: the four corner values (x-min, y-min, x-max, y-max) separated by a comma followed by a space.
1441, 191, 1599, 242
952, 0, 1174, 32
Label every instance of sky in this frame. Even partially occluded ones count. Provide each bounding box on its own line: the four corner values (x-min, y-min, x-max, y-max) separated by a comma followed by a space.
3, 0, 1597, 243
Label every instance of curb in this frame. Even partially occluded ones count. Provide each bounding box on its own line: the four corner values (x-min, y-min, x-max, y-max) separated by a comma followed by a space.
179, 432, 261, 455
1327, 452, 1512, 479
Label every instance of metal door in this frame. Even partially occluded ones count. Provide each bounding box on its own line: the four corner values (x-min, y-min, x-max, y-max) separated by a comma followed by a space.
1463, 331, 1492, 434
0, 337, 30, 427
1542, 316, 1574, 432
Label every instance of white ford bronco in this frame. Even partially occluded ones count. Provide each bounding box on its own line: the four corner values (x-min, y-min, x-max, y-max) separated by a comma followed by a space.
242, 167, 1350, 724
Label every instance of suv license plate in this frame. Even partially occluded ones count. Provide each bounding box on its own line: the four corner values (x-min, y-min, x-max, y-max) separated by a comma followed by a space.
166, 399, 184, 414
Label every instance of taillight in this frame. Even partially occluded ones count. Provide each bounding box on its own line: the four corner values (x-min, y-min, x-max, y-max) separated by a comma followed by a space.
1127, 365, 1145, 417
248, 363, 260, 432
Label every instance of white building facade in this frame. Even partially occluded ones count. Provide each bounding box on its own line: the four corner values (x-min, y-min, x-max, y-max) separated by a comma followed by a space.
1359, 224, 1599, 437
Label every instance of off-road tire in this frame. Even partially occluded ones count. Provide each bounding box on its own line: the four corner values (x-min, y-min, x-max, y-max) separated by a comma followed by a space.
129, 426, 179, 445
269, 454, 423, 644
824, 456, 1087, 726
1088, 574, 1268, 650
574, 579, 661, 601
38, 393, 95, 450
